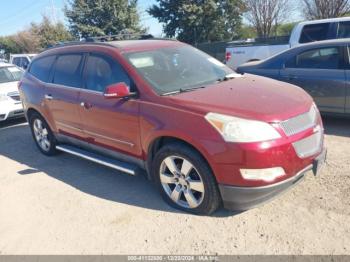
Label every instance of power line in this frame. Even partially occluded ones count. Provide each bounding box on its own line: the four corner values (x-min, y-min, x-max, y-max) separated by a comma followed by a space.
0, 1, 47, 26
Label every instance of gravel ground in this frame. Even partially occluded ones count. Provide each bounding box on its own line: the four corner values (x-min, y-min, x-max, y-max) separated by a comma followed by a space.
0, 117, 349, 255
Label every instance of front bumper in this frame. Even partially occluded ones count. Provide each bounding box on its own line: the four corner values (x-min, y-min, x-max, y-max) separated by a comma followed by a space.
219, 148, 326, 211
0, 101, 24, 121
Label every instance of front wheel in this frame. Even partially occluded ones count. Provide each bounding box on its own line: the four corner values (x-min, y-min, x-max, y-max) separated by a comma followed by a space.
29, 112, 57, 156
152, 143, 221, 215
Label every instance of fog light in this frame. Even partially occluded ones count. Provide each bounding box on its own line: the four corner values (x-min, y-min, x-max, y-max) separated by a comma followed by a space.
240, 167, 285, 182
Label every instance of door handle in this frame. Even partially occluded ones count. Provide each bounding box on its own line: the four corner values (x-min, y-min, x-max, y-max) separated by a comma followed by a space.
80, 102, 93, 110
45, 94, 53, 100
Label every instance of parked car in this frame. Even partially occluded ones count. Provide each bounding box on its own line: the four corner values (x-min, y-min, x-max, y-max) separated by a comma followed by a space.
0, 63, 24, 121
226, 17, 350, 69
10, 54, 37, 69
237, 39, 350, 115
19, 36, 326, 215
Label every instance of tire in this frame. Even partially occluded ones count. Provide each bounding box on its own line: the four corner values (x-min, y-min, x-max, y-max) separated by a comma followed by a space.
29, 112, 58, 156
152, 143, 221, 215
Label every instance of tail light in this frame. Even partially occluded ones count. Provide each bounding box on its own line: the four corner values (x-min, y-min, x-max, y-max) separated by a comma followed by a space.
225, 51, 232, 62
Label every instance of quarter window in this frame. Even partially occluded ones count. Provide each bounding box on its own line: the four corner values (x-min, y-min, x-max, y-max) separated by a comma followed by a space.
299, 23, 331, 44
29, 56, 56, 82
84, 54, 132, 92
53, 54, 83, 88
294, 47, 340, 69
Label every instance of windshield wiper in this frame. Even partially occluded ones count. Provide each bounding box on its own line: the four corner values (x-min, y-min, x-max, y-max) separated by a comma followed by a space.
161, 86, 206, 96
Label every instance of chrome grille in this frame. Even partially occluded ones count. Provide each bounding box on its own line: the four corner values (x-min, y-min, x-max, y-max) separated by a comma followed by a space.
7, 91, 21, 102
280, 106, 317, 136
293, 130, 323, 158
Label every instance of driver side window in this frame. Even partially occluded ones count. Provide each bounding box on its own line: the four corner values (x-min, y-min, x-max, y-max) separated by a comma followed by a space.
84, 54, 133, 93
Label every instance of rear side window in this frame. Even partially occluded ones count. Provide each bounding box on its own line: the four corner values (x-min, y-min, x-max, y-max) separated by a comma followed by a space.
29, 56, 56, 82
299, 23, 331, 44
12, 57, 21, 67
294, 47, 340, 69
84, 54, 133, 92
337, 21, 350, 38
53, 54, 83, 88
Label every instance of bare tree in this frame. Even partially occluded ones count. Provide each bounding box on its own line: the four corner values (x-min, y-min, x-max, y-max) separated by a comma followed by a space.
302, 0, 350, 19
244, 0, 291, 38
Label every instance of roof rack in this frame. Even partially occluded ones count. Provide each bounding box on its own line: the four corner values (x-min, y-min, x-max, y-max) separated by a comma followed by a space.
85, 33, 155, 42
46, 33, 176, 50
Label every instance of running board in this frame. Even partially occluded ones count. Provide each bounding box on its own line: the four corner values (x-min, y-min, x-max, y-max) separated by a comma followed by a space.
56, 145, 138, 176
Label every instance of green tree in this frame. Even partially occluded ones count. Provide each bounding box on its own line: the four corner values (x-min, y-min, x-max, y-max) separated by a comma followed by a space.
64, 0, 145, 38
0, 36, 23, 56
276, 22, 298, 36
237, 25, 257, 39
30, 16, 73, 48
148, 0, 244, 44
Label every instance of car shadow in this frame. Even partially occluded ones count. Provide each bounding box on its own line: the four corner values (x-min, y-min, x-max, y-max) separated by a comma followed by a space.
0, 123, 238, 217
0, 117, 27, 129
322, 115, 350, 138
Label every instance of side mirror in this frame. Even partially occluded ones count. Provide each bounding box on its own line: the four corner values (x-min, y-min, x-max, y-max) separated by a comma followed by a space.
104, 82, 132, 99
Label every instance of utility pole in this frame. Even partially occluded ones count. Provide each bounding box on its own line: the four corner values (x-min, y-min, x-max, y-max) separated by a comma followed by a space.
50, 0, 57, 24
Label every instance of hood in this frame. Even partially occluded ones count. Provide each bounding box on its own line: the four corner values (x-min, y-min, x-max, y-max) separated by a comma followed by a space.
0, 81, 19, 95
168, 74, 313, 122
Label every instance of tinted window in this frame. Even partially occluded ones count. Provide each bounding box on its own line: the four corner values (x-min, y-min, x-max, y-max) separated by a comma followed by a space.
84, 54, 132, 92
21, 57, 30, 69
53, 54, 83, 88
337, 21, 350, 38
299, 23, 331, 44
295, 47, 340, 69
12, 57, 21, 67
29, 56, 56, 82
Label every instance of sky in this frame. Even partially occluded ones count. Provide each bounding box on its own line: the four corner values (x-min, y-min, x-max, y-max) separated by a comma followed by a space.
0, 0, 163, 37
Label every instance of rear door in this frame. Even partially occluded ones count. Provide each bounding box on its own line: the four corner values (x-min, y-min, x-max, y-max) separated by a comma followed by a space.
78, 52, 142, 158
45, 53, 86, 139
280, 46, 346, 113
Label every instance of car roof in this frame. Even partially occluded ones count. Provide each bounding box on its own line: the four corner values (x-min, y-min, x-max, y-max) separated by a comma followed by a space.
298, 17, 350, 26
41, 39, 184, 56
293, 38, 350, 49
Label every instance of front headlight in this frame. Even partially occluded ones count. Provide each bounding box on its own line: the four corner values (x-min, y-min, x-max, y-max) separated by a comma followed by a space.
0, 94, 9, 102
205, 112, 281, 143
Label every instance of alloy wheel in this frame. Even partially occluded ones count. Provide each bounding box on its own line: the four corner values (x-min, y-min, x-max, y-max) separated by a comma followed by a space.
159, 156, 205, 209
33, 119, 51, 152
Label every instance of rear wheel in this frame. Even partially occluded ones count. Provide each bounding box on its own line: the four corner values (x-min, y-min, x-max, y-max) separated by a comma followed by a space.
29, 112, 57, 156
152, 143, 221, 215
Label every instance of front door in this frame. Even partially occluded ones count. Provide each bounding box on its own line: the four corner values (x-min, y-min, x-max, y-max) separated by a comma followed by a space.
280, 46, 346, 113
78, 53, 141, 159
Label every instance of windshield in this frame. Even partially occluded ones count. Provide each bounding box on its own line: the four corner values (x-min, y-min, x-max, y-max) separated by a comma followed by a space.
0, 66, 23, 84
124, 46, 234, 95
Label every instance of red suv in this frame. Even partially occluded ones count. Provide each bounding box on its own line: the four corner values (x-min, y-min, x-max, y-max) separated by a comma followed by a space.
19, 36, 326, 215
